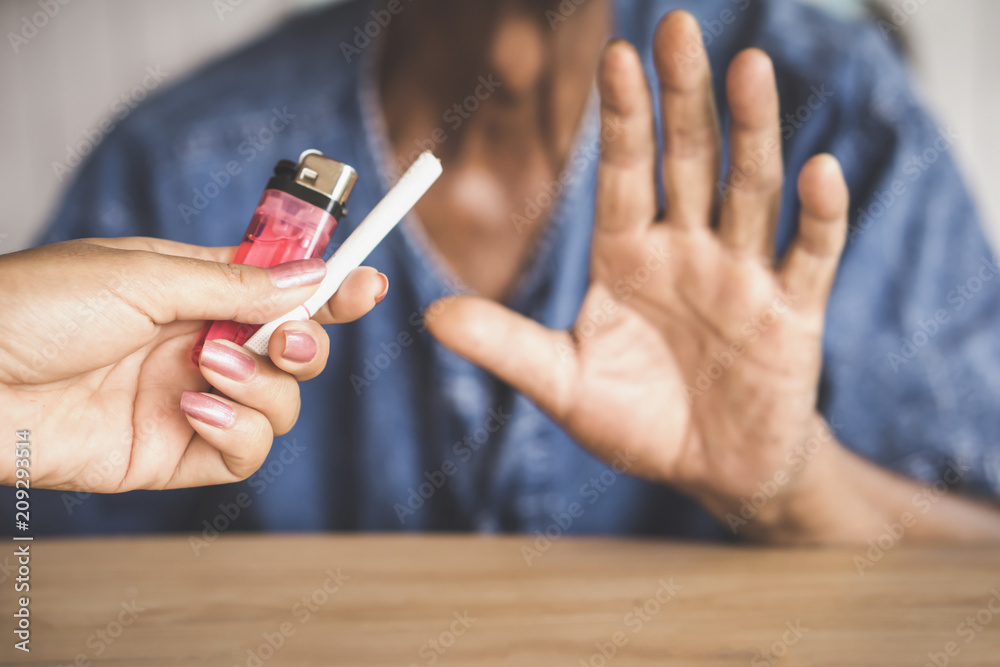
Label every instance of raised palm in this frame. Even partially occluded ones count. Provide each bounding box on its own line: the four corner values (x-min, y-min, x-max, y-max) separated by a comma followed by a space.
428, 13, 848, 514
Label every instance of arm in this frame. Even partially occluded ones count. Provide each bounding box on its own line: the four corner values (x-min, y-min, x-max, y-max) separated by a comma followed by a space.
423, 12, 1000, 544
725, 415, 1000, 544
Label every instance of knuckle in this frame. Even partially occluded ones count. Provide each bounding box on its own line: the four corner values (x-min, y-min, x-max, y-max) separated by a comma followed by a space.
240, 416, 274, 478
328, 292, 366, 323
220, 262, 255, 296
268, 377, 301, 436
665, 125, 718, 160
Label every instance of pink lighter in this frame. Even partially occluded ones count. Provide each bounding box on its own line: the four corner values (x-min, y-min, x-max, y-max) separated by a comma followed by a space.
191, 150, 358, 363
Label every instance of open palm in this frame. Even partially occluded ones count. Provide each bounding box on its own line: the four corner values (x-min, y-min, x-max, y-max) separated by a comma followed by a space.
428, 13, 848, 516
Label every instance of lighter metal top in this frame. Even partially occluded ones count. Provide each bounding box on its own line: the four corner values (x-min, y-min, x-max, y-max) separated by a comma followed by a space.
295, 150, 358, 207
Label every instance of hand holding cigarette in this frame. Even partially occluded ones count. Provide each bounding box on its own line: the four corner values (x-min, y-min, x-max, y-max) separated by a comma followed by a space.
0, 238, 387, 491
0, 152, 439, 492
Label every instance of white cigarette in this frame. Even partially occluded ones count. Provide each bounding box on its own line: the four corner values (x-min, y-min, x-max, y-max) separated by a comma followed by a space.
243, 151, 442, 356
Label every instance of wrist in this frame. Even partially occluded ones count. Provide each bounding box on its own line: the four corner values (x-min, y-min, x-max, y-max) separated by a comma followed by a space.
702, 415, 886, 544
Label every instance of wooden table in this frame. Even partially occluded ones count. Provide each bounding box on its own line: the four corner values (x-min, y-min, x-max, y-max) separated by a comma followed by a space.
6, 535, 1000, 666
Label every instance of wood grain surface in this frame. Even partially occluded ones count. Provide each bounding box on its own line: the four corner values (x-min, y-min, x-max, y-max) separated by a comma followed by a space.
5, 535, 1000, 665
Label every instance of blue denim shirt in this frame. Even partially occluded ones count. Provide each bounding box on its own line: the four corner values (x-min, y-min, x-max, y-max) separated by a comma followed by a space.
13, 0, 1000, 538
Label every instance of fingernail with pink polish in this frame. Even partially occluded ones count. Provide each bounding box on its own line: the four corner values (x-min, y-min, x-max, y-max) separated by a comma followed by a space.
201, 340, 256, 381
282, 331, 318, 363
180, 392, 235, 429
374, 273, 389, 305
269, 258, 327, 288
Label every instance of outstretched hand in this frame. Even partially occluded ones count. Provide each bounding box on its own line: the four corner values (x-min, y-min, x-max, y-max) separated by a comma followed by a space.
427, 12, 850, 539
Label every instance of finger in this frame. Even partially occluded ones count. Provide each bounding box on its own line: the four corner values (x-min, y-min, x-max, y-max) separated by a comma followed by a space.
654, 10, 722, 229
595, 39, 658, 251
117, 251, 327, 324
87, 238, 387, 325
425, 295, 576, 420
312, 267, 388, 325
779, 154, 849, 310
175, 391, 274, 483
267, 320, 330, 382
196, 340, 302, 435
717, 49, 784, 261
82, 237, 238, 263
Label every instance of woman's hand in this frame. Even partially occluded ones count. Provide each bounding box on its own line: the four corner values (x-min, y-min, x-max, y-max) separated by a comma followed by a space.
0, 237, 387, 492
427, 12, 855, 540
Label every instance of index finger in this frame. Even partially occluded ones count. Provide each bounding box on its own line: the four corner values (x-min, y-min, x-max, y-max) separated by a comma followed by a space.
86, 237, 387, 325
82, 236, 238, 262
312, 266, 389, 325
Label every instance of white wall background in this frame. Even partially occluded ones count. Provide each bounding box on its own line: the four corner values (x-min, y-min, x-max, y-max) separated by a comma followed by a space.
900, 0, 1000, 250
0, 0, 327, 253
0, 0, 997, 253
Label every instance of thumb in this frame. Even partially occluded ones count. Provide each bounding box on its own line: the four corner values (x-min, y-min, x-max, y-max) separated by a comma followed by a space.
120, 252, 328, 324
425, 295, 576, 419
